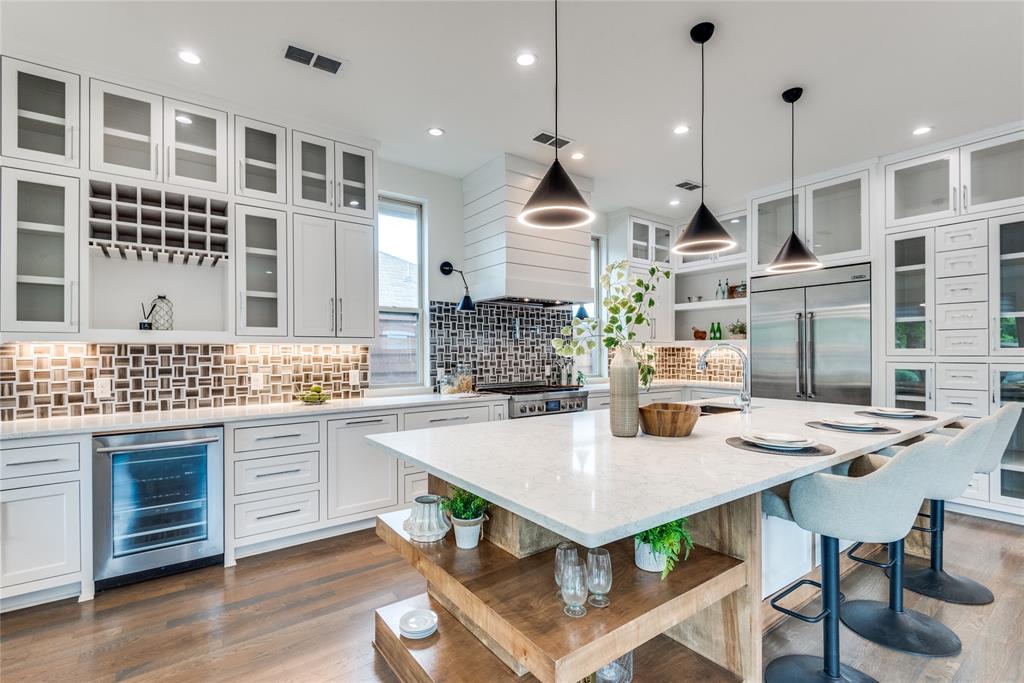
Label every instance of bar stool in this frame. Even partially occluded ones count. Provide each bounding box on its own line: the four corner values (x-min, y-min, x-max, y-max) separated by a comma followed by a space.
839, 418, 998, 657
764, 437, 947, 683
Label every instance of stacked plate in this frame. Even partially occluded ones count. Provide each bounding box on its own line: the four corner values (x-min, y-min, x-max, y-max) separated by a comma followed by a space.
740, 431, 817, 451
399, 609, 438, 640
865, 406, 920, 419
820, 416, 883, 431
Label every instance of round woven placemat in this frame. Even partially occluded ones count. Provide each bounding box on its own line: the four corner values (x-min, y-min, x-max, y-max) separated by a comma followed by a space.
805, 421, 899, 435
854, 410, 937, 421
725, 436, 836, 457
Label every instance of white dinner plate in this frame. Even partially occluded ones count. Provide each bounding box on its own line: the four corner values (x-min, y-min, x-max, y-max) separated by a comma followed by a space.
741, 432, 817, 450
821, 417, 882, 430
399, 609, 438, 635
400, 625, 438, 640
868, 406, 919, 418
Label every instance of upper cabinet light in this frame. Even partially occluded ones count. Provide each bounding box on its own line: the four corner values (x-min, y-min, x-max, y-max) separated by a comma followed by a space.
516, 51, 537, 66
427, 127, 445, 136
912, 126, 933, 136
178, 50, 201, 65
673, 124, 690, 135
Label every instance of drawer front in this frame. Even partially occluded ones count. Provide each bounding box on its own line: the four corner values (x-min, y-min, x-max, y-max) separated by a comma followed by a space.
959, 473, 990, 502
937, 363, 988, 391
936, 329, 988, 356
403, 405, 490, 431
935, 247, 987, 278
588, 393, 611, 410
234, 421, 319, 453
234, 490, 319, 538
936, 302, 987, 330
689, 388, 739, 401
935, 220, 987, 252
936, 389, 989, 418
234, 450, 319, 495
1, 442, 79, 480
639, 390, 684, 406
403, 472, 428, 504
935, 275, 987, 304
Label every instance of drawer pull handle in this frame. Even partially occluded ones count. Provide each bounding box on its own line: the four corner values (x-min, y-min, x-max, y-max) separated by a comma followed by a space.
256, 508, 302, 520
6, 458, 62, 466
345, 418, 385, 426
950, 401, 973, 406
429, 415, 470, 423
255, 468, 302, 478
255, 433, 304, 441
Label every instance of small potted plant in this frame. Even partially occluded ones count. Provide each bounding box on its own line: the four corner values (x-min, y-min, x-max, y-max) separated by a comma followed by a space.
634, 518, 695, 579
727, 319, 747, 340
441, 486, 489, 549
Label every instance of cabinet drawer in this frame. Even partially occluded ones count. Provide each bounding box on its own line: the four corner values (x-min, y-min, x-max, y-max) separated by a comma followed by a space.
234, 450, 319, 495
936, 329, 988, 356
403, 405, 490, 431
234, 421, 319, 453
639, 390, 684, 406
935, 220, 987, 252
935, 247, 987, 278
936, 389, 989, 418
689, 388, 739, 401
959, 473, 990, 502
588, 393, 611, 410
936, 302, 987, 330
935, 275, 987, 304
403, 472, 428, 504
937, 363, 988, 391
1, 442, 79, 480
234, 490, 319, 538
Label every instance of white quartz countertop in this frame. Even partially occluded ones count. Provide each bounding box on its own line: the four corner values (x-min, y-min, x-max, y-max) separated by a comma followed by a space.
367, 399, 960, 547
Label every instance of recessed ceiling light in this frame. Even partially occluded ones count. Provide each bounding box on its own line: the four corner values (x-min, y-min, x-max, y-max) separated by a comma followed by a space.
516, 51, 537, 67
730, 218, 739, 223
673, 124, 690, 135
175, 115, 192, 125
570, 151, 584, 160
349, 200, 359, 206
669, 199, 681, 206
427, 127, 445, 136
178, 50, 201, 65
912, 126, 933, 136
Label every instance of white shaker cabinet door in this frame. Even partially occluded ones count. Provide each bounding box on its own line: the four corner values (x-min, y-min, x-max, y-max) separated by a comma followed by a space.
292, 213, 337, 337
293, 131, 335, 211
235, 205, 288, 336
163, 98, 228, 193
0, 481, 80, 589
235, 116, 287, 203
326, 414, 399, 519
336, 221, 376, 339
89, 79, 162, 181
1, 57, 80, 167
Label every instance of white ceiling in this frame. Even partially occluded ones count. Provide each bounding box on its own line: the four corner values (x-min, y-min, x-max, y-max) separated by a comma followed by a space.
2, 1, 1022, 218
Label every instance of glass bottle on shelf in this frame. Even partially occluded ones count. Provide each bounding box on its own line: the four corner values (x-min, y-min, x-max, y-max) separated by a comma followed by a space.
724, 278, 731, 300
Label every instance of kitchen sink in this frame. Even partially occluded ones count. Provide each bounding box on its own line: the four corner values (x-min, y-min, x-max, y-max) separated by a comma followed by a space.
699, 404, 743, 415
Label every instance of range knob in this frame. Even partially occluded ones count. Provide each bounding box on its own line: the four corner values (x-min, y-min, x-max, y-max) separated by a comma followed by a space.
519, 405, 527, 414
528, 404, 536, 413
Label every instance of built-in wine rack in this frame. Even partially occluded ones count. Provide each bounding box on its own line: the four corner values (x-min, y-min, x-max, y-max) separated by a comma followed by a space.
87, 180, 229, 266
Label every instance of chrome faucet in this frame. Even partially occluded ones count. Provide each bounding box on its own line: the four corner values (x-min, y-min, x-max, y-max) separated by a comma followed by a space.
696, 343, 751, 414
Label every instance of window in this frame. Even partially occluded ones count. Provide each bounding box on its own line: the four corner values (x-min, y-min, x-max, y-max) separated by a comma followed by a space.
574, 236, 604, 377
370, 198, 423, 386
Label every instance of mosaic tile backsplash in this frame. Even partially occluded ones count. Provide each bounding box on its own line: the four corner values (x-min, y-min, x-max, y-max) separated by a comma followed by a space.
0, 343, 369, 421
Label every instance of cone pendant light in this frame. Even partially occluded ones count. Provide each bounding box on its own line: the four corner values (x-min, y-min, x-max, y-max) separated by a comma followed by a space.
765, 87, 823, 273
517, 0, 596, 230
672, 22, 736, 256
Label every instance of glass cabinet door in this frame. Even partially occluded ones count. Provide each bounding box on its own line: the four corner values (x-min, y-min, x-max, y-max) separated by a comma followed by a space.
753, 189, 803, 270
335, 142, 373, 219
887, 363, 934, 411
991, 366, 1024, 508
235, 116, 286, 203
89, 80, 162, 180
990, 214, 1024, 355
885, 150, 959, 227
887, 230, 933, 354
164, 99, 227, 192
962, 132, 1024, 215
1, 57, 80, 167
806, 172, 869, 259
0, 168, 79, 333
677, 212, 746, 269
293, 131, 335, 211
629, 218, 652, 262
235, 206, 287, 336
653, 223, 673, 267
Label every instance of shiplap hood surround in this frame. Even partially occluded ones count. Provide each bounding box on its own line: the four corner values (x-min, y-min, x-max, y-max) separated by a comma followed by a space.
461, 154, 594, 305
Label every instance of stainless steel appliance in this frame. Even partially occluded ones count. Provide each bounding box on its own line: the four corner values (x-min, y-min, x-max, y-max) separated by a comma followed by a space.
477, 383, 587, 419
750, 263, 871, 405
93, 426, 224, 590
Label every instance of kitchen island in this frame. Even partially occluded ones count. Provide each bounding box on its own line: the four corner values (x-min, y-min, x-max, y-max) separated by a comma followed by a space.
366, 398, 960, 683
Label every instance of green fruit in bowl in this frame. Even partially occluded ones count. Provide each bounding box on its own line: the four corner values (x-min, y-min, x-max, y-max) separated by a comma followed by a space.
310, 385, 323, 394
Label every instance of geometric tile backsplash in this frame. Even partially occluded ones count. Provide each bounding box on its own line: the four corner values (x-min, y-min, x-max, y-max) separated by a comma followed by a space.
0, 343, 369, 421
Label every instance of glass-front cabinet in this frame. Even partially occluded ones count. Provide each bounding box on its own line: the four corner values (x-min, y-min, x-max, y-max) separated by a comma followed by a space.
235, 206, 287, 336
885, 150, 958, 228
991, 365, 1024, 508
886, 362, 934, 411
961, 132, 1024, 215
805, 171, 869, 260
89, 80, 162, 180
335, 142, 373, 219
1, 57, 80, 167
990, 213, 1024, 356
163, 99, 227, 193
677, 210, 747, 270
235, 116, 286, 203
0, 168, 79, 333
753, 189, 802, 271
887, 229, 934, 354
629, 217, 653, 262
292, 131, 374, 219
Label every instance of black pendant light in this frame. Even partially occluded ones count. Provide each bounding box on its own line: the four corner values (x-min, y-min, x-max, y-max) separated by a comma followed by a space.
517, 0, 596, 230
671, 22, 736, 256
765, 87, 823, 274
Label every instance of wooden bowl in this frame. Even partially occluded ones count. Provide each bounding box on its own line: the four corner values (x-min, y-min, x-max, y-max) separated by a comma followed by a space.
639, 402, 701, 437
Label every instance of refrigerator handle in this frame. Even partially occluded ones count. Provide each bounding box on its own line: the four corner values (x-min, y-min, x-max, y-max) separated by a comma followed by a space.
806, 311, 815, 399
795, 312, 805, 398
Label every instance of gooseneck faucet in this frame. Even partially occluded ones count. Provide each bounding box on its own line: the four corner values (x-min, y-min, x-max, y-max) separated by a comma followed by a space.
697, 342, 751, 414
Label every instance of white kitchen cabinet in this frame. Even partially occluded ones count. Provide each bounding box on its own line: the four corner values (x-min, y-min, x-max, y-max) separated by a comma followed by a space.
235, 116, 287, 203
990, 365, 1024, 509
936, 363, 988, 391
752, 188, 804, 271
335, 142, 374, 220
934, 246, 987, 278
1, 57, 80, 167
761, 514, 814, 599
336, 222, 375, 337
326, 414, 399, 519
607, 213, 674, 268
960, 132, 1024, 215
885, 149, 959, 228
235, 205, 287, 336
886, 229, 934, 355
638, 389, 684, 406
0, 481, 80, 588
0, 168, 79, 333
989, 213, 1024, 356
163, 99, 227, 192
676, 210, 747, 271
804, 171, 869, 261
628, 266, 673, 343
89, 79, 162, 180
689, 387, 740, 401
886, 362, 934, 412
935, 220, 987, 252
293, 131, 375, 219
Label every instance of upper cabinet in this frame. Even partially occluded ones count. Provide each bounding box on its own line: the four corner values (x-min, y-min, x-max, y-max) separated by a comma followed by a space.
885, 132, 1024, 227
607, 213, 674, 268
292, 131, 374, 220
235, 205, 287, 336
676, 210, 747, 271
1, 57, 80, 167
235, 116, 286, 203
163, 98, 227, 193
752, 188, 803, 271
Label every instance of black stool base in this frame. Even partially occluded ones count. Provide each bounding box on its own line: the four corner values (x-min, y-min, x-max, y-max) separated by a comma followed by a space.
764, 655, 878, 683
840, 600, 962, 657
901, 557, 994, 605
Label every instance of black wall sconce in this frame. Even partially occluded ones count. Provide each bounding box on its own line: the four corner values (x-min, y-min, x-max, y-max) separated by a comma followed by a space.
440, 261, 476, 312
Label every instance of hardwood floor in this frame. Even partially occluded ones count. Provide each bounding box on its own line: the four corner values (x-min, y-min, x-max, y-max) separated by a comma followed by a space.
0, 512, 1019, 682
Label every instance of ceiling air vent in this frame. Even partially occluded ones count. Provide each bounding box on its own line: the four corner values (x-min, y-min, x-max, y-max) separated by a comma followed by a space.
312, 55, 343, 74
532, 131, 573, 149
675, 179, 703, 191
285, 44, 345, 75
285, 45, 314, 66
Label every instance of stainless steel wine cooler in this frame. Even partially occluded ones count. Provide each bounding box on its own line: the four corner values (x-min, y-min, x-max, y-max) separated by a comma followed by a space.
93, 426, 224, 590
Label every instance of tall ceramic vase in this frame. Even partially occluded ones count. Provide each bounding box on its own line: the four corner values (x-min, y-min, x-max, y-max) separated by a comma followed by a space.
609, 349, 639, 437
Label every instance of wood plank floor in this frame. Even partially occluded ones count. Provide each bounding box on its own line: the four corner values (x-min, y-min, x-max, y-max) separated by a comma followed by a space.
0, 512, 1019, 682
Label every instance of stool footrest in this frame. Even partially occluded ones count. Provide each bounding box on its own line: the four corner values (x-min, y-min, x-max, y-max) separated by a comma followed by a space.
769, 579, 838, 623
846, 542, 895, 569
911, 523, 938, 533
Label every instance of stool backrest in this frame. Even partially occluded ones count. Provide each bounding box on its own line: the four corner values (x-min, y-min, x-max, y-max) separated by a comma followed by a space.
926, 418, 997, 500
975, 402, 1023, 475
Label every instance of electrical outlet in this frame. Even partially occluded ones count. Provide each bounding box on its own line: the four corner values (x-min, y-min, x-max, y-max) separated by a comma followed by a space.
348, 369, 360, 387
250, 373, 265, 391
94, 377, 113, 400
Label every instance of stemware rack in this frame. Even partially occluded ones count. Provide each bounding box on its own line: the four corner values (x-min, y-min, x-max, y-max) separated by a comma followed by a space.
87, 180, 229, 266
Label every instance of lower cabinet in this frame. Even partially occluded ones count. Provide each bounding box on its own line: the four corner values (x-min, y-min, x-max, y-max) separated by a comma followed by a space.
326, 414, 399, 519
0, 481, 81, 588
403, 472, 428, 504
761, 514, 813, 599
234, 490, 319, 538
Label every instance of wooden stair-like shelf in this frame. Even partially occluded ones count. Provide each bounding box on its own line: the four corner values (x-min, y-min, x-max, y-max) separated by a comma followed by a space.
375, 510, 746, 683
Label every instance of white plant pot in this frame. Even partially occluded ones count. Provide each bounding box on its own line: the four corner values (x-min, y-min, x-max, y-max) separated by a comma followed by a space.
451, 515, 485, 549
634, 539, 667, 573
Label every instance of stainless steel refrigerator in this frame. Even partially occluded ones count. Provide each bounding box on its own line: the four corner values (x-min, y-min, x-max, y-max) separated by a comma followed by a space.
750, 263, 871, 405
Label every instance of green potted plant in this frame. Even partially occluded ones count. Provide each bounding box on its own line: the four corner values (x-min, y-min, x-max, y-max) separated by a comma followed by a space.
634, 518, 695, 579
727, 319, 746, 340
441, 486, 489, 549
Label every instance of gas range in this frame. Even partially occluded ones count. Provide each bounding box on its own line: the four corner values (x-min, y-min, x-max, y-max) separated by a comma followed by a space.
477, 383, 588, 419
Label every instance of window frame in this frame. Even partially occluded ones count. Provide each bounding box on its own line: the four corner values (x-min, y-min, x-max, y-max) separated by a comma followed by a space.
583, 235, 606, 378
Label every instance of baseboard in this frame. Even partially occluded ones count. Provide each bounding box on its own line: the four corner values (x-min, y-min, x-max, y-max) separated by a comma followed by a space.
946, 501, 1024, 526
233, 517, 376, 560
1, 582, 81, 613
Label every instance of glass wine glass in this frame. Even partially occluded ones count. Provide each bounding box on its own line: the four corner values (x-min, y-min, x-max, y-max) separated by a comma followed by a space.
586, 547, 612, 608
554, 541, 578, 598
595, 650, 633, 683
559, 556, 588, 618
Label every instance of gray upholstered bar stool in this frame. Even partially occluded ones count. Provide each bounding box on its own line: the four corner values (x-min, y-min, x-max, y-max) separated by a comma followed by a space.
839, 418, 998, 657
763, 437, 946, 683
